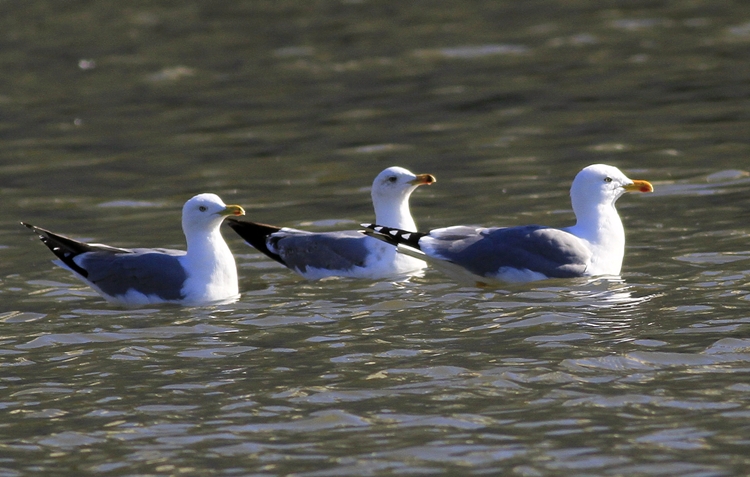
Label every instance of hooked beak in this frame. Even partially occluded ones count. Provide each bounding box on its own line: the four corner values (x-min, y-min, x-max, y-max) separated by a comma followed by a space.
623, 180, 654, 193
219, 204, 246, 217
408, 173, 437, 186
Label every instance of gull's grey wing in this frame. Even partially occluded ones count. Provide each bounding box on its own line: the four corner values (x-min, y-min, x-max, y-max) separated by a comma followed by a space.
422, 225, 591, 278
78, 248, 187, 300
23, 223, 188, 301
270, 230, 372, 273
227, 219, 372, 274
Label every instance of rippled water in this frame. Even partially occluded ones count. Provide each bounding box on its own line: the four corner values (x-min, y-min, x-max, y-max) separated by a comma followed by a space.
2, 1, 750, 475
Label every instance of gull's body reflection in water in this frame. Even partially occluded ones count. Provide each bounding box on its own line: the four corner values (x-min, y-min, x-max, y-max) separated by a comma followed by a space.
443, 277, 661, 337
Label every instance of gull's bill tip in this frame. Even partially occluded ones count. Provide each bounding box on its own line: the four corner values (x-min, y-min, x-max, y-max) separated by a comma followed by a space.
624, 180, 653, 193
409, 173, 436, 186
221, 205, 246, 216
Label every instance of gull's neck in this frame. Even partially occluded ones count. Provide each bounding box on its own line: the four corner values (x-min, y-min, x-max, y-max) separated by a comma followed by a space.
566, 198, 625, 275
373, 193, 417, 231
182, 223, 239, 300
185, 226, 229, 261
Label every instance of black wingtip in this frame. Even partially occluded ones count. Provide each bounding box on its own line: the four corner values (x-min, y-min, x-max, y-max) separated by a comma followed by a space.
359, 223, 426, 249
21, 222, 50, 238
224, 219, 287, 266
21, 223, 92, 277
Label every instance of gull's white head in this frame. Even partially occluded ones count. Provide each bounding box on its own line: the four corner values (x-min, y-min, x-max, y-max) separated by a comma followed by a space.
182, 193, 245, 236
371, 166, 436, 201
566, 164, 652, 275
570, 164, 653, 213
370, 166, 436, 229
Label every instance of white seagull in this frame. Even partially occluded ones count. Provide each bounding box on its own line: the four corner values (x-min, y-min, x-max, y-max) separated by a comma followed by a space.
23, 193, 245, 306
226, 166, 436, 279
361, 164, 653, 286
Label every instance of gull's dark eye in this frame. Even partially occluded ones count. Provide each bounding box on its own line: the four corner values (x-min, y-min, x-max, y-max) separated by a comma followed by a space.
387, 176, 397, 183
199, 206, 208, 212
604, 177, 613, 183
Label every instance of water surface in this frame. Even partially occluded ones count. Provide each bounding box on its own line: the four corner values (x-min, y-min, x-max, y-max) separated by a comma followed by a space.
2, 1, 750, 475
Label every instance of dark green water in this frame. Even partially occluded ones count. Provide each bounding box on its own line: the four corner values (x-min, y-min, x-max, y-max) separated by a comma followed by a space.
2, 1, 750, 475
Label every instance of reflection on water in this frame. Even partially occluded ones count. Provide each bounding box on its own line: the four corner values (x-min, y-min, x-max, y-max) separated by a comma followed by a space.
2, 0, 750, 475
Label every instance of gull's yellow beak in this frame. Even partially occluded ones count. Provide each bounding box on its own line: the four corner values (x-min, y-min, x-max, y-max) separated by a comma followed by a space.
623, 180, 654, 193
220, 205, 246, 217
409, 173, 437, 186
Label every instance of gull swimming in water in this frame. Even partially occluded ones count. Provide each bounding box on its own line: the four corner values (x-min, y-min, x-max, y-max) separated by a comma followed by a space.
362, 164, 653, 285
227, 166, 436, 279
23, 193, 245, 306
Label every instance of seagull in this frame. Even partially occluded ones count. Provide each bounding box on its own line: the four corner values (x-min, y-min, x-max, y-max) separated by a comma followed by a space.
226, 166, 436, 279
361, 164, 653, 285
23, 193, 246, 306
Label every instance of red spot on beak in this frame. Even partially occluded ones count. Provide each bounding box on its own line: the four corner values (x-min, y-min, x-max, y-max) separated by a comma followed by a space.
627, 180, 654, 193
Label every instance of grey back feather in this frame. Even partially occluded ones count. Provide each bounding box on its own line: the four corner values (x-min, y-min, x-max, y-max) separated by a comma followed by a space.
425, 225, 591, 278
79, 248, 188, 300
271, 230, 371, 273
